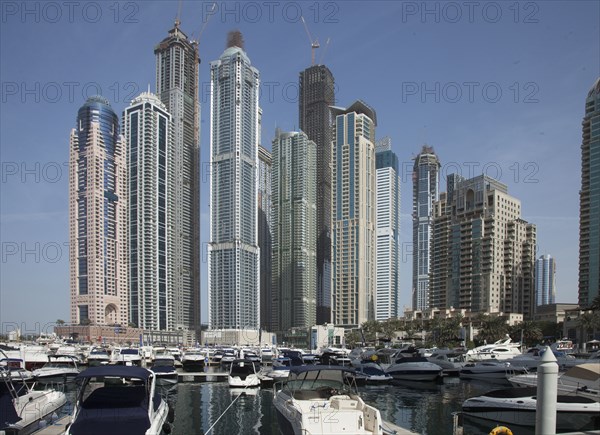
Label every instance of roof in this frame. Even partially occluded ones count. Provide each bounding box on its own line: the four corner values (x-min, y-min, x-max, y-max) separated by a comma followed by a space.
77, 365, 151, 380
289, 365, 355, 374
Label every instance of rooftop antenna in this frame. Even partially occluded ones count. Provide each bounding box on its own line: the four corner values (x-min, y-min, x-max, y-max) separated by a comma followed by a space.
196, 2, 217, 43
319, 37, 330, 65
300, 16, 320, 65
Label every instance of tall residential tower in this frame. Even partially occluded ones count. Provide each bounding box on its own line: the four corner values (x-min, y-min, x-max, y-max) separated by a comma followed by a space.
579, 77, 600, 308
375, 138, 400, 320
535, 254, 556, 308
299, 65, 335, 324
271, 130, 317, 331
258, 145, 273, 332
154, 20, 201, 331
412, 146, 440, 311
430, 174, 536, 318
208, 32, 261, 329
331, 101, 377, 328
123, 92, 174, 330
69, 96, 128, 326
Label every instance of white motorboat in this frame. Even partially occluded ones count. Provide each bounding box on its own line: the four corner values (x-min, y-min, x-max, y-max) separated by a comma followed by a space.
220, 348, 237, 367
228, 359, 261, 388
65, 365, 169, 435
508, 362, 600, 399
150, 353, 178, 387
385, 356, 443, 382
465, 337, 522, 362
0, 356, 34, 386
459, 361, 526, 381
110, 347, 143, 366
260, 347, 274, 364
353, 362, 393, 384
427, 351, 465, 376
181, 348, 206, 372
273, 365, 387, 434
166, 348, 182, 367
86, 347, 110, 367
32, 354, 80, 384
0, 368, 66, 434
462, 387, 600, 431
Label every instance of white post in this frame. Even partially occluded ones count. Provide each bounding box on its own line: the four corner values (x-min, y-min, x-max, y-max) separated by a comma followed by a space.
535, 347, 558, 434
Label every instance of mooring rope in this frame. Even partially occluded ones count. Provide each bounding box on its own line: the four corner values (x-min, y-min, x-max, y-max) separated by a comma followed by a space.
204, 384, 250, 434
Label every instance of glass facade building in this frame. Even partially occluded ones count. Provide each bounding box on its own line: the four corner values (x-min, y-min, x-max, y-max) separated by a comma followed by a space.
299, 65, 335, 325
258, 145, 273, 332
535, 254, 556, 308
375, 138, 400, 320
208, 33, 261, 329
412, 146, 440, 311
579, 77, 600, 308
69, 95, 128, 326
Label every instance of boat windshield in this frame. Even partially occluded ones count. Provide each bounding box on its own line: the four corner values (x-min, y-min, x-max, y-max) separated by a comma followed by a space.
230, 361, 257, 376
121, 349, 140, 356
286, 369, 353, 395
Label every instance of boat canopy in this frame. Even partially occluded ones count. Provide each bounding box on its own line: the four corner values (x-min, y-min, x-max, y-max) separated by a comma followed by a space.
289, 365, 355, 374
77, 365, 151, 380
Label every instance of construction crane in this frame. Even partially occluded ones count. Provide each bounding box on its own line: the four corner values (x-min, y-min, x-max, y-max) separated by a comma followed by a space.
301, 16, 320, 65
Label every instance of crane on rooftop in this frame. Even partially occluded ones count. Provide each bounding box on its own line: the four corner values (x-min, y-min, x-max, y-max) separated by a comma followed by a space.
301, 16, 320, 65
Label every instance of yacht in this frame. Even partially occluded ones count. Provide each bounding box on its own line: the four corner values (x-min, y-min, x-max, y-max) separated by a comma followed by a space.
32, 354, 80, 384
260, 347, 274, 364
353, 362, 393, 384
181, 348, 206, 372
65, 365, 169, 435
465, 337, 522, 362
459, 361, 526, 381
508, 362, 600, 399
150, 352, 178, 387
385, 355, 443, 382
273, 366, 387, 434
0, 368, 67, 434
86, 347, 110, 367
228, 359, 261, 388
462, 387, 600, 431
110, 347, 143, 366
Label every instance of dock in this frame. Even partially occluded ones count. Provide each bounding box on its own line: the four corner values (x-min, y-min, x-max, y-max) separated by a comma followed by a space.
177, 371, 229, 382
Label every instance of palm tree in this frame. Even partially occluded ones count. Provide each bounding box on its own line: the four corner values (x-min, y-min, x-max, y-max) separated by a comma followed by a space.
577, 311, 599, 344
590, 294, 600, 311
476, 315, 508, 344
510, 321, 542, 347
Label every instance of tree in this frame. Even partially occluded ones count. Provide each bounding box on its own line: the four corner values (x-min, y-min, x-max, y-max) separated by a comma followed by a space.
476, 315, 509, 344
56, 319, 65, 325
578, 311, 600, 343
361, 320, 382, 343
380, 318, 402, 341
510, 321, 543, 347
590, 294, 600, 311
345, 330, 362, 348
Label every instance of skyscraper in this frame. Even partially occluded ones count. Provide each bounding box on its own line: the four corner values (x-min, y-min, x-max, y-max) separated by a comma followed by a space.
154, 20, 201, 331
375, 138, 400, 320
258, 145, 273, 332
579, 77, 600, 308
412, 146, 440, 311
430, 174, 536, 318
271, 130, 317, 331
69, 96, 128, 326
331, 101, 377, 328
208, 32, 260, 330
299, 65, 335, 324
123, 92, 173, 330
535, 254, 556, 307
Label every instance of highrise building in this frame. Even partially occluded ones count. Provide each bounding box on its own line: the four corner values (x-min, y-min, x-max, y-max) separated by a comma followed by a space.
299, 65, 335, 324
579, 77, 600, 308
430, 174, 536, 318
535, 254, 556, 308
271, 130, 317, 331
154, 20, 201, 331
331, 101, 377, 328
258, 145, 273, 332
412, 146, 440, 311
123, 92, 174, 330
208, 32, 260, 330
69, 96, 128, 325
375, 138, 400, 320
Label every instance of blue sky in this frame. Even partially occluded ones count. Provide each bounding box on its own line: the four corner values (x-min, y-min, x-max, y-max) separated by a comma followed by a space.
1, 1, 598, 332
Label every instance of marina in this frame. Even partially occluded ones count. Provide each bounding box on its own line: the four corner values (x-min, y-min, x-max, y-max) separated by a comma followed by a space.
2, 342, 599, 435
